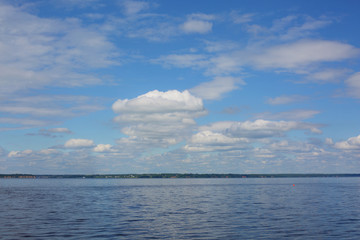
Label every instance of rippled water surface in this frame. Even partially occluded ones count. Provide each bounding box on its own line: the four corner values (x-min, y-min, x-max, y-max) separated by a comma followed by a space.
1, 178, 360, 239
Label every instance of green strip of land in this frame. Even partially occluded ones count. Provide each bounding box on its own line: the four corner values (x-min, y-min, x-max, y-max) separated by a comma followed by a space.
1, 173, 360, 179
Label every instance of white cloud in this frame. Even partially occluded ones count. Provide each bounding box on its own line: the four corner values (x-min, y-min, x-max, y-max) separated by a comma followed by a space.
156, 39, 358, 78
200, 119, 322, 138
121, 0, 150, 15
0, 95, 104, 129
8, 149, 33, 158
251, 40, 359, 69
155, 52, 242, 76
181, 14, 214, 34
93, 144, 113, 152
0, 118, 53, 129
181, 20, 212, 34
113, 90, 207, 147
266, 95, 308, 105
207, 54, 243, 75
334, 135, 360, 150
345, 72, 360, 98
39, 149, 60, 155
245, 15, 331, 41
305, 69, 349, 83
0, 106, 73, 117
269, 140, 321, 153
190, 76, 245, 100
0, 2, 118, 95
184, 130, 249, 152
64, 139, 95, 148
113, 90, 204, 114
325, 138, 334, 145
190, 130, 247, 145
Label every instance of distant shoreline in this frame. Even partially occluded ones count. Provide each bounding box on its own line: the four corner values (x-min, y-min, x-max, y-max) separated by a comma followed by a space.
1, 173, 360, 179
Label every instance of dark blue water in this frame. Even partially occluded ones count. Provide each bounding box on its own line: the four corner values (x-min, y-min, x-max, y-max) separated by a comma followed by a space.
1, 178, 360, 239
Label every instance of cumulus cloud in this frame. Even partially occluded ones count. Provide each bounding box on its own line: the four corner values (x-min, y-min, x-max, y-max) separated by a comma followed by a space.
113, 90, 207, 147
64, 139, 95, 148
190, 76, 245, 100
251, 40, 359, 69
334, 135, 360, 150
113, 90, 204, 114
181, 13, 214, 34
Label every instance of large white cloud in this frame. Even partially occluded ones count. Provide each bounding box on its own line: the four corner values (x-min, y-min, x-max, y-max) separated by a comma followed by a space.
113, 90, 204, 114
113, 90, 207, 147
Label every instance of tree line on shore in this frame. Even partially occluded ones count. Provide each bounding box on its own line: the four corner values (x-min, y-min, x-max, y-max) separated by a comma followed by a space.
1, 173, 360, 179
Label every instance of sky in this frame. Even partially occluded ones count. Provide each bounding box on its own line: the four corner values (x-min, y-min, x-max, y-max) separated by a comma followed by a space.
1, 0, 360, 174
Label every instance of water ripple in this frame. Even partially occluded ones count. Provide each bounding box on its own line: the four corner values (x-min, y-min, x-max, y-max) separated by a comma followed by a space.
1, 178, 360, 239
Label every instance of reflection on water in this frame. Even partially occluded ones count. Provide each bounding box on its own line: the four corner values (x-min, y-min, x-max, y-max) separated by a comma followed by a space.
1, 178, 360, 239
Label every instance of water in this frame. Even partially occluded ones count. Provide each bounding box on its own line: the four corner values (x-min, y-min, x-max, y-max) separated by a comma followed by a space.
1, 178, 360, 239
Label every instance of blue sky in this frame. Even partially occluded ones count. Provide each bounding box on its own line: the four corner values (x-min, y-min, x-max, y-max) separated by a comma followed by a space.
1, 0, 360, 174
